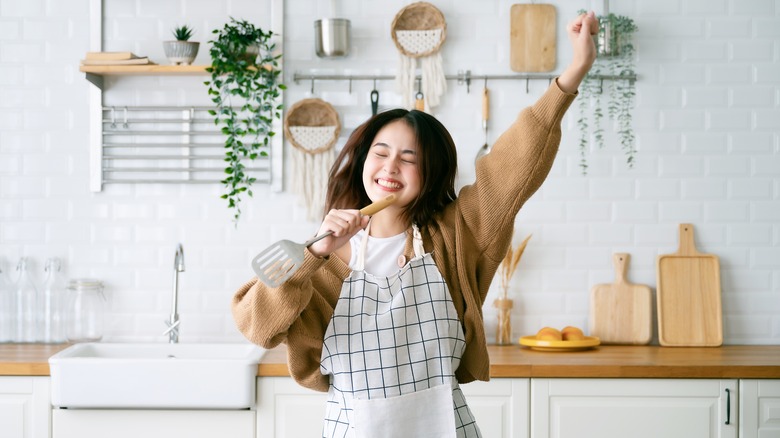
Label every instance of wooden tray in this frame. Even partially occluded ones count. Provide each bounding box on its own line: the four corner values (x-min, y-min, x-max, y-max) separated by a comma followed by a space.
657, 224, 723, 347
589, 253, 652, 345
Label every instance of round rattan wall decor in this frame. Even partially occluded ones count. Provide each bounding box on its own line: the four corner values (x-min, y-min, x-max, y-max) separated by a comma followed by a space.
284, 98, 341, 155
390, 1, 447, 58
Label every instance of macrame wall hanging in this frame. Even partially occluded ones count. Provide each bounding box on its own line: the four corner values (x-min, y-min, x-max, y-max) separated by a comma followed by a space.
284, 98, 341, 221
391, 2, 447, 111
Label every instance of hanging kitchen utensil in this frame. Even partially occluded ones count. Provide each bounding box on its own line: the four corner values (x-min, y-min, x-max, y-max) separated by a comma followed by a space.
589, 253, 652, 345
657, 223, 723, 347
475, 85, 490, 163
370, 82, 379, 116
285, 98, 341, 221
510, 3, 557, 72
252, 194, 397, 287
391, 2, 447, 111
414, 78, 425, 111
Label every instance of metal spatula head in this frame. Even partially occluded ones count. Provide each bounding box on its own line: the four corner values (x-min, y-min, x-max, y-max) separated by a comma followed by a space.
251, 194, 397, 287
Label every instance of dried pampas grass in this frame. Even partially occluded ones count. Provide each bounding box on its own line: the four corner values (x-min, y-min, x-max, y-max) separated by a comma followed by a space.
499, 232, 532, 299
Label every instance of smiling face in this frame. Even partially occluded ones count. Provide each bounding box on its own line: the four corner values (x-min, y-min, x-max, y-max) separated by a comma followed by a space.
362, 119, 422, 211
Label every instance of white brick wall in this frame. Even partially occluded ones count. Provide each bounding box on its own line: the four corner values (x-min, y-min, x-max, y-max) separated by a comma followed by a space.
0, 0, 778, 345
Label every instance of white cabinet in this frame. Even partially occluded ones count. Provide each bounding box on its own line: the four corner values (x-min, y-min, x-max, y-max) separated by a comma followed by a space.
0, 376, 50, 438
740, 379, 780, 438
52, 409, 254, 438
256, 377, 327, 438
255, 376, 530, 438
462, 378, 529, 438
531, 378, 738, 438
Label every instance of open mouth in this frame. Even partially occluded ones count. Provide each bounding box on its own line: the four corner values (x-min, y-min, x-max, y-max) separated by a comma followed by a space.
376, 178, 403, 190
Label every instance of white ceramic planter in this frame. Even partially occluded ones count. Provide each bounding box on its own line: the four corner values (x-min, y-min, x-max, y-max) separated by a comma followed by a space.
163, 41, 200, 65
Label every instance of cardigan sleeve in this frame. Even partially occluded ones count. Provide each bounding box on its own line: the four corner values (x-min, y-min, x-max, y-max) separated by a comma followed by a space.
231, 248, 349, 391
455, 79, 576, 263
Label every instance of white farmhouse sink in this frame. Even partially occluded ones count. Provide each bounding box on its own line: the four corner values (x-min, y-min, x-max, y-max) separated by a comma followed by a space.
49, 342, 265, 409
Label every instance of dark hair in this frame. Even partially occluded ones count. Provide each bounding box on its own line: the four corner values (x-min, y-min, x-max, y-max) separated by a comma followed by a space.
324, 109, 457, 226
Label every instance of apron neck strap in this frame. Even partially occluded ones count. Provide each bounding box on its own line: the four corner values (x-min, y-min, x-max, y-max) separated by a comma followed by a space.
412, 224, 425, 258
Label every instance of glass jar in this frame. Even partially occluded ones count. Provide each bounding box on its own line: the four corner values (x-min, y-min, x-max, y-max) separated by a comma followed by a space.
15, 257, 39, 343
66, 279, 105, 343
0, 264, 13, 343
41, 258, 66, 344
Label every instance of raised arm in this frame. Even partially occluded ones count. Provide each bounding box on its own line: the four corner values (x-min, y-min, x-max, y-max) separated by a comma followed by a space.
558, 11, 598, 93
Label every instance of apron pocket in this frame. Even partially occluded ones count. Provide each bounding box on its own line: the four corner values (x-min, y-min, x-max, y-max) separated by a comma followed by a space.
353, 383, 456, 438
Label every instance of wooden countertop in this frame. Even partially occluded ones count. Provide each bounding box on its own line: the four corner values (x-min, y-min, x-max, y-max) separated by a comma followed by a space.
0, 344, 71, 376
259, 344, 780, 379
3, 343, 780, 379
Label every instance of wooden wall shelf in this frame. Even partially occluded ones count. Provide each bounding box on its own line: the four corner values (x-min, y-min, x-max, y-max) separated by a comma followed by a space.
79, 65, 210, 75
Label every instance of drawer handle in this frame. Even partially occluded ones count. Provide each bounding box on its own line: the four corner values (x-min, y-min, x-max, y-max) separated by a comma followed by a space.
725, 388, 731, 425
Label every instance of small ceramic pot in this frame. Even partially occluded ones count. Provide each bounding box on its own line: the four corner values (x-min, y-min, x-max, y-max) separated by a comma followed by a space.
163, 41, 200, 65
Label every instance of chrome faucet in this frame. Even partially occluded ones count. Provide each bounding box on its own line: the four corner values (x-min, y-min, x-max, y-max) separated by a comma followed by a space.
163, 244, 185, 343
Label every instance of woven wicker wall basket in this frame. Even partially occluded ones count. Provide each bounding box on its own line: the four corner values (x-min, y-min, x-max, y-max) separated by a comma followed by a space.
284, 98, 341, 155
390, 1, 447, 58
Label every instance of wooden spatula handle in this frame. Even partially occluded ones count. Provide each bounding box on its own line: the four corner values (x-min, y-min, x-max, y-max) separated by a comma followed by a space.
482, 87, 489, 122
359, 194, 397, 216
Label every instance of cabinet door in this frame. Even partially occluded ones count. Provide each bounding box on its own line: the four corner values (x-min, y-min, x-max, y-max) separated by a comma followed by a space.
0, 376, 50, 438
52, 409, 254, 438
256, 377, 529, 438
740, 379, 780, 438
256, 377, 327, 438
531, 378, 737, 438
462, 378, 529, 438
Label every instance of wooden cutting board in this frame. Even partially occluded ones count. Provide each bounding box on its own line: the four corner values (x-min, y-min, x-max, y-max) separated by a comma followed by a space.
657, 224, 723, 347
510, 4, 556, 72
589, 253, 652, 345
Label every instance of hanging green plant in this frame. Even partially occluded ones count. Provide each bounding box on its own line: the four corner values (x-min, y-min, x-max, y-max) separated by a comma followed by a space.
205, 17, 285, 223
576, 12, 637, 174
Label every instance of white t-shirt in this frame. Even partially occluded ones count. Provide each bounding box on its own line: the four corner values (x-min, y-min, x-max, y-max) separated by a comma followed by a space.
348, 229, 406, 277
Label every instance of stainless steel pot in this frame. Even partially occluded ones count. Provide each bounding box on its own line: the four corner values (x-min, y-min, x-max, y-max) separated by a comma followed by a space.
314, 18, 351, 58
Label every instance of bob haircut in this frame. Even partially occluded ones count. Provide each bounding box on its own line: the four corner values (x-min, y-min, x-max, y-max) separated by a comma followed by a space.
324, 109, 458, 226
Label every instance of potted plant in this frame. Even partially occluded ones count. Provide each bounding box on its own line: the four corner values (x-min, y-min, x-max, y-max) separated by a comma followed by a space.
205, 18, 284, 223
163, 25, 200, 65
576, 13, 637, 174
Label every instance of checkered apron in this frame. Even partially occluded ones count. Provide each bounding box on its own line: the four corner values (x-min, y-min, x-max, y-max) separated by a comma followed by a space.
320, 224, 481, 438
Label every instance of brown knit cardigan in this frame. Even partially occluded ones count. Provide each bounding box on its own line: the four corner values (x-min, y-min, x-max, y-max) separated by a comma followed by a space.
232, 81, 576, 392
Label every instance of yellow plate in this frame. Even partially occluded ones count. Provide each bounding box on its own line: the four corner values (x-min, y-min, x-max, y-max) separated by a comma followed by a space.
519, 335, 600, 352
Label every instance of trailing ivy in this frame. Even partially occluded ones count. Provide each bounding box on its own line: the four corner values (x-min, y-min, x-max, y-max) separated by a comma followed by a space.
576, 12, 637, 174
205, 18, 285, 223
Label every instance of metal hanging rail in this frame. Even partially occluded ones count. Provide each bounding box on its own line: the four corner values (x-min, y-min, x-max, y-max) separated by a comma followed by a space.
292, 70, 637, 93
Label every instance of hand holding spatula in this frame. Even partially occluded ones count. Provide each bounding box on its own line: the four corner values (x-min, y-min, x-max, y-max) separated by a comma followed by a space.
252, 194, 397, 287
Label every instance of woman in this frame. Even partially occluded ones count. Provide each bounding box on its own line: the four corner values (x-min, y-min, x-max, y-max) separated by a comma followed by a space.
233, 11, 598, 437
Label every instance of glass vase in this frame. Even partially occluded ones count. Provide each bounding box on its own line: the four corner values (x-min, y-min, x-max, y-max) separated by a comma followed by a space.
493, 297, 514, 345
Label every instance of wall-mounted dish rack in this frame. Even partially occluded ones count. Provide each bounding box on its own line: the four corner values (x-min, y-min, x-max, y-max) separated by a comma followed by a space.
83, 0, 284, 192
99, 106, 271, 185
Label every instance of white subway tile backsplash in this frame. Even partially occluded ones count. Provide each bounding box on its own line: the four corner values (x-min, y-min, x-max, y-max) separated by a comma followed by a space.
708, 65, 753, 84
658, 201, 704, 222
752, 156, 780, 175
732, 0, 776, 15
614, 202, 658, 222
0, 0, 776, 343
707, 18, 752, 37
705, 201, 750, 222
707, 109, 751, 130
728, 178, 773, 199
730, 41, 774, 62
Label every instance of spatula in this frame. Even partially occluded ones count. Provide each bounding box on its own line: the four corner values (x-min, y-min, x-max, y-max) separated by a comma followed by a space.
251, 194, 397, 287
